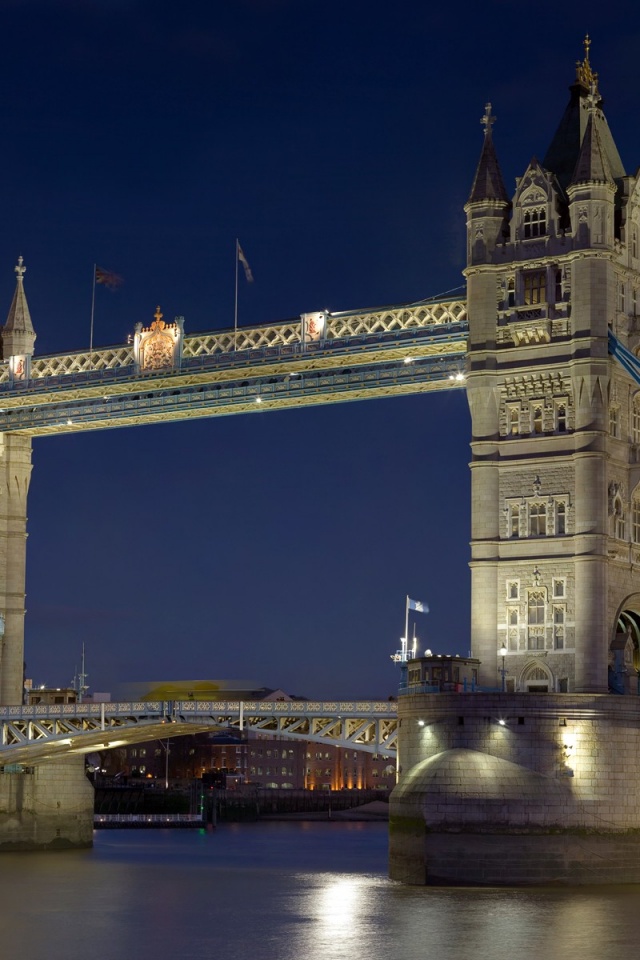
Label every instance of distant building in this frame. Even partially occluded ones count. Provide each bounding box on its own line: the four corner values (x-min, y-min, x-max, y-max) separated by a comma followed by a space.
27, 686, 77, 705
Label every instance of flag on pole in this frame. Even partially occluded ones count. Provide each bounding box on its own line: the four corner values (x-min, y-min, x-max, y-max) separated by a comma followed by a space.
95, 265, 123, 289
237, 243, 254, 283
408, 598, 429, 614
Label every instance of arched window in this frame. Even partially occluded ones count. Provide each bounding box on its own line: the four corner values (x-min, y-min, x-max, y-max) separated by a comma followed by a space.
523, 208, 547, 238
509, 407, 519, 435
510, 504, 520, 538
528, 592, 545, 625
633, 498, 640, 544
633, 398, 640, 444
556, 403, 567, 432
614, 497, 625, 540
609, 405, 620, 438
530, 502, 547, 536
532, 405, 543, 434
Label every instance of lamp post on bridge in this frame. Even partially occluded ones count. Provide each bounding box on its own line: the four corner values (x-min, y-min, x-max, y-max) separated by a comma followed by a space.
499, 645, 508, 692
159, 739, 171, 790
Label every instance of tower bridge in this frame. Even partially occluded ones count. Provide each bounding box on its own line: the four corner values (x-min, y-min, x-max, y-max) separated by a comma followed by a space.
2, 40, 640, 875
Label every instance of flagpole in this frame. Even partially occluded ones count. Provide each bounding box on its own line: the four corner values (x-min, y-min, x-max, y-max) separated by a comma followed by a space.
89, 263, 96, 353
234, 238, 239, 351
404, 595, 409, 662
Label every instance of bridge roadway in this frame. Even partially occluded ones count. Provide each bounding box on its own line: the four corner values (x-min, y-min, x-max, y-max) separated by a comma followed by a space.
0, 297, 467, 434
0, 699, 398, 766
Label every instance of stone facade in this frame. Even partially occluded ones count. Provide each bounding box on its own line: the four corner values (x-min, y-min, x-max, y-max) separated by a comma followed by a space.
390, 45, 640, 886
0, 758, 94, 850
465, 51, 640, 695
390, 692, 640, 884
0, 265, 95, 850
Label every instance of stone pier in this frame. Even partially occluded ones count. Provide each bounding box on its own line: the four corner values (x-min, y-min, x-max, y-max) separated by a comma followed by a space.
389, 692, 640, 884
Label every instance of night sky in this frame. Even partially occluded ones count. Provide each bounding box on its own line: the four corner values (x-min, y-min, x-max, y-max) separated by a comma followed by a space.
3, 1, 637, 699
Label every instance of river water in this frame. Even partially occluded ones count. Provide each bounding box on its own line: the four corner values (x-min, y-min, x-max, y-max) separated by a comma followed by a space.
0, 822, 638, 960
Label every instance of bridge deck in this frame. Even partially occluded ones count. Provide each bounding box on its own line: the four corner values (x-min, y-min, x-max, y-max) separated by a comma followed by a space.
0, 299, 467, 434
0, 700, 398, 765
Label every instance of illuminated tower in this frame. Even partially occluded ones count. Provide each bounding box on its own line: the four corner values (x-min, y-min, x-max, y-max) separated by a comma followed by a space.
0, 258, 35, 703
465, 40, 640, 694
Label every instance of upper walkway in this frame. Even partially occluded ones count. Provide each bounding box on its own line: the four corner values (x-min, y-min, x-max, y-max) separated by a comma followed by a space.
0, 698, 398, 766
0, 297, 467, 435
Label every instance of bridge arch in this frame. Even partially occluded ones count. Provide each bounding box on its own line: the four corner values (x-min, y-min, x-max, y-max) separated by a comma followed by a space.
611, 595, 640, 679
518, 660, 554, 693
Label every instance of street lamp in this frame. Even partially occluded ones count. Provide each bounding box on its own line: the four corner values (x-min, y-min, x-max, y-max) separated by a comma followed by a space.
158, 738, 171, 790
499, 645, 508, 692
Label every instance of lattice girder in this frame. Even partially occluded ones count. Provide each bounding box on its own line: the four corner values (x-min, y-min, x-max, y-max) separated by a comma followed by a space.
0, 700, 398, 765
0, 298, 467, 435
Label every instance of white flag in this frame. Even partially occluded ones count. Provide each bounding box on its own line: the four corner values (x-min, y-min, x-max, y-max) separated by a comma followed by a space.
408, 598, 429, 614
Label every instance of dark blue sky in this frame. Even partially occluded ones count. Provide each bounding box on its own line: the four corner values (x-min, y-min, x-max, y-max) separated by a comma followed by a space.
5, 1, 638, 698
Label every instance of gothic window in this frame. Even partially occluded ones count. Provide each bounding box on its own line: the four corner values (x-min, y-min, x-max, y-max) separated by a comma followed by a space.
507, 277, 515, 308
620, 283, 626, 313
633, 499, 640, 544
509, 406, 520, 435
523, 208, 546, 239
609, 405, 620, 438
553, 606, 565, 625
508, 581, 519, 600
554, 629, 565, 650
554, 268, 562, 303
528, 635, 545, 651
556, 403, 568, 432
510, 503, 520, 538
523, 271, 546, 304
508, 608, 519, 626
633, 398, 640, 444
532, 405, 543, 434
556, 501, 566, 536
530, 502, 547, 536
614, 497, 625, 539
553, 578, 565, 598
528, 592, 545, 625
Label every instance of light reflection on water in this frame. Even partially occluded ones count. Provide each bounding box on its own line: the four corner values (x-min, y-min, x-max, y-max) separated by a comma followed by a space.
0, 822, 637, 960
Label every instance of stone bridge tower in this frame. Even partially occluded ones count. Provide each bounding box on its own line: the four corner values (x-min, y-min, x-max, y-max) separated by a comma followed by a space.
465, 41, 640, 694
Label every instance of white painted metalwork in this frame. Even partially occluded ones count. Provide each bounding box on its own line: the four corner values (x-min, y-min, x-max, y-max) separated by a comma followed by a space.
0, 700, 398, 765
0, 297, 467, 388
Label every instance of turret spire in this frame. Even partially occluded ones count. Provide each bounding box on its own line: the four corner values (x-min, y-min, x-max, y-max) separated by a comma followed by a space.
575, 34, 599, 95
2, 256, 36, 366
467, 102, 509, 204
543, 36, 624, 190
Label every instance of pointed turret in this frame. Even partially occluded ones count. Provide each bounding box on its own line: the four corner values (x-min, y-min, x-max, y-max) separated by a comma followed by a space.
569, 110, 614, 186
566, 85, 617, 250
2, 257, 36, 379
543, 36, 624, 191
467, 103, 509, 204
465, 104, 510, 266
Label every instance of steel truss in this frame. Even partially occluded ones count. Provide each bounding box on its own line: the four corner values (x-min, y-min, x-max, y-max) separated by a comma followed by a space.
0, 299, 467, 435
0, 700, 398, 766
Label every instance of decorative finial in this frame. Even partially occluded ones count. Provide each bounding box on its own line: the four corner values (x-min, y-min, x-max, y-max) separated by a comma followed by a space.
481, 103, 496, 137
575, 34, 599, 94
14, 256, 25, 282
154, 305, 163, 324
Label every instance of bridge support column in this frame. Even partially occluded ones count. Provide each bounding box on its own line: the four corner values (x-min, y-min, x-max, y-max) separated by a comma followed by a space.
0, 433, 33, 705
0, 757, 94, 850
